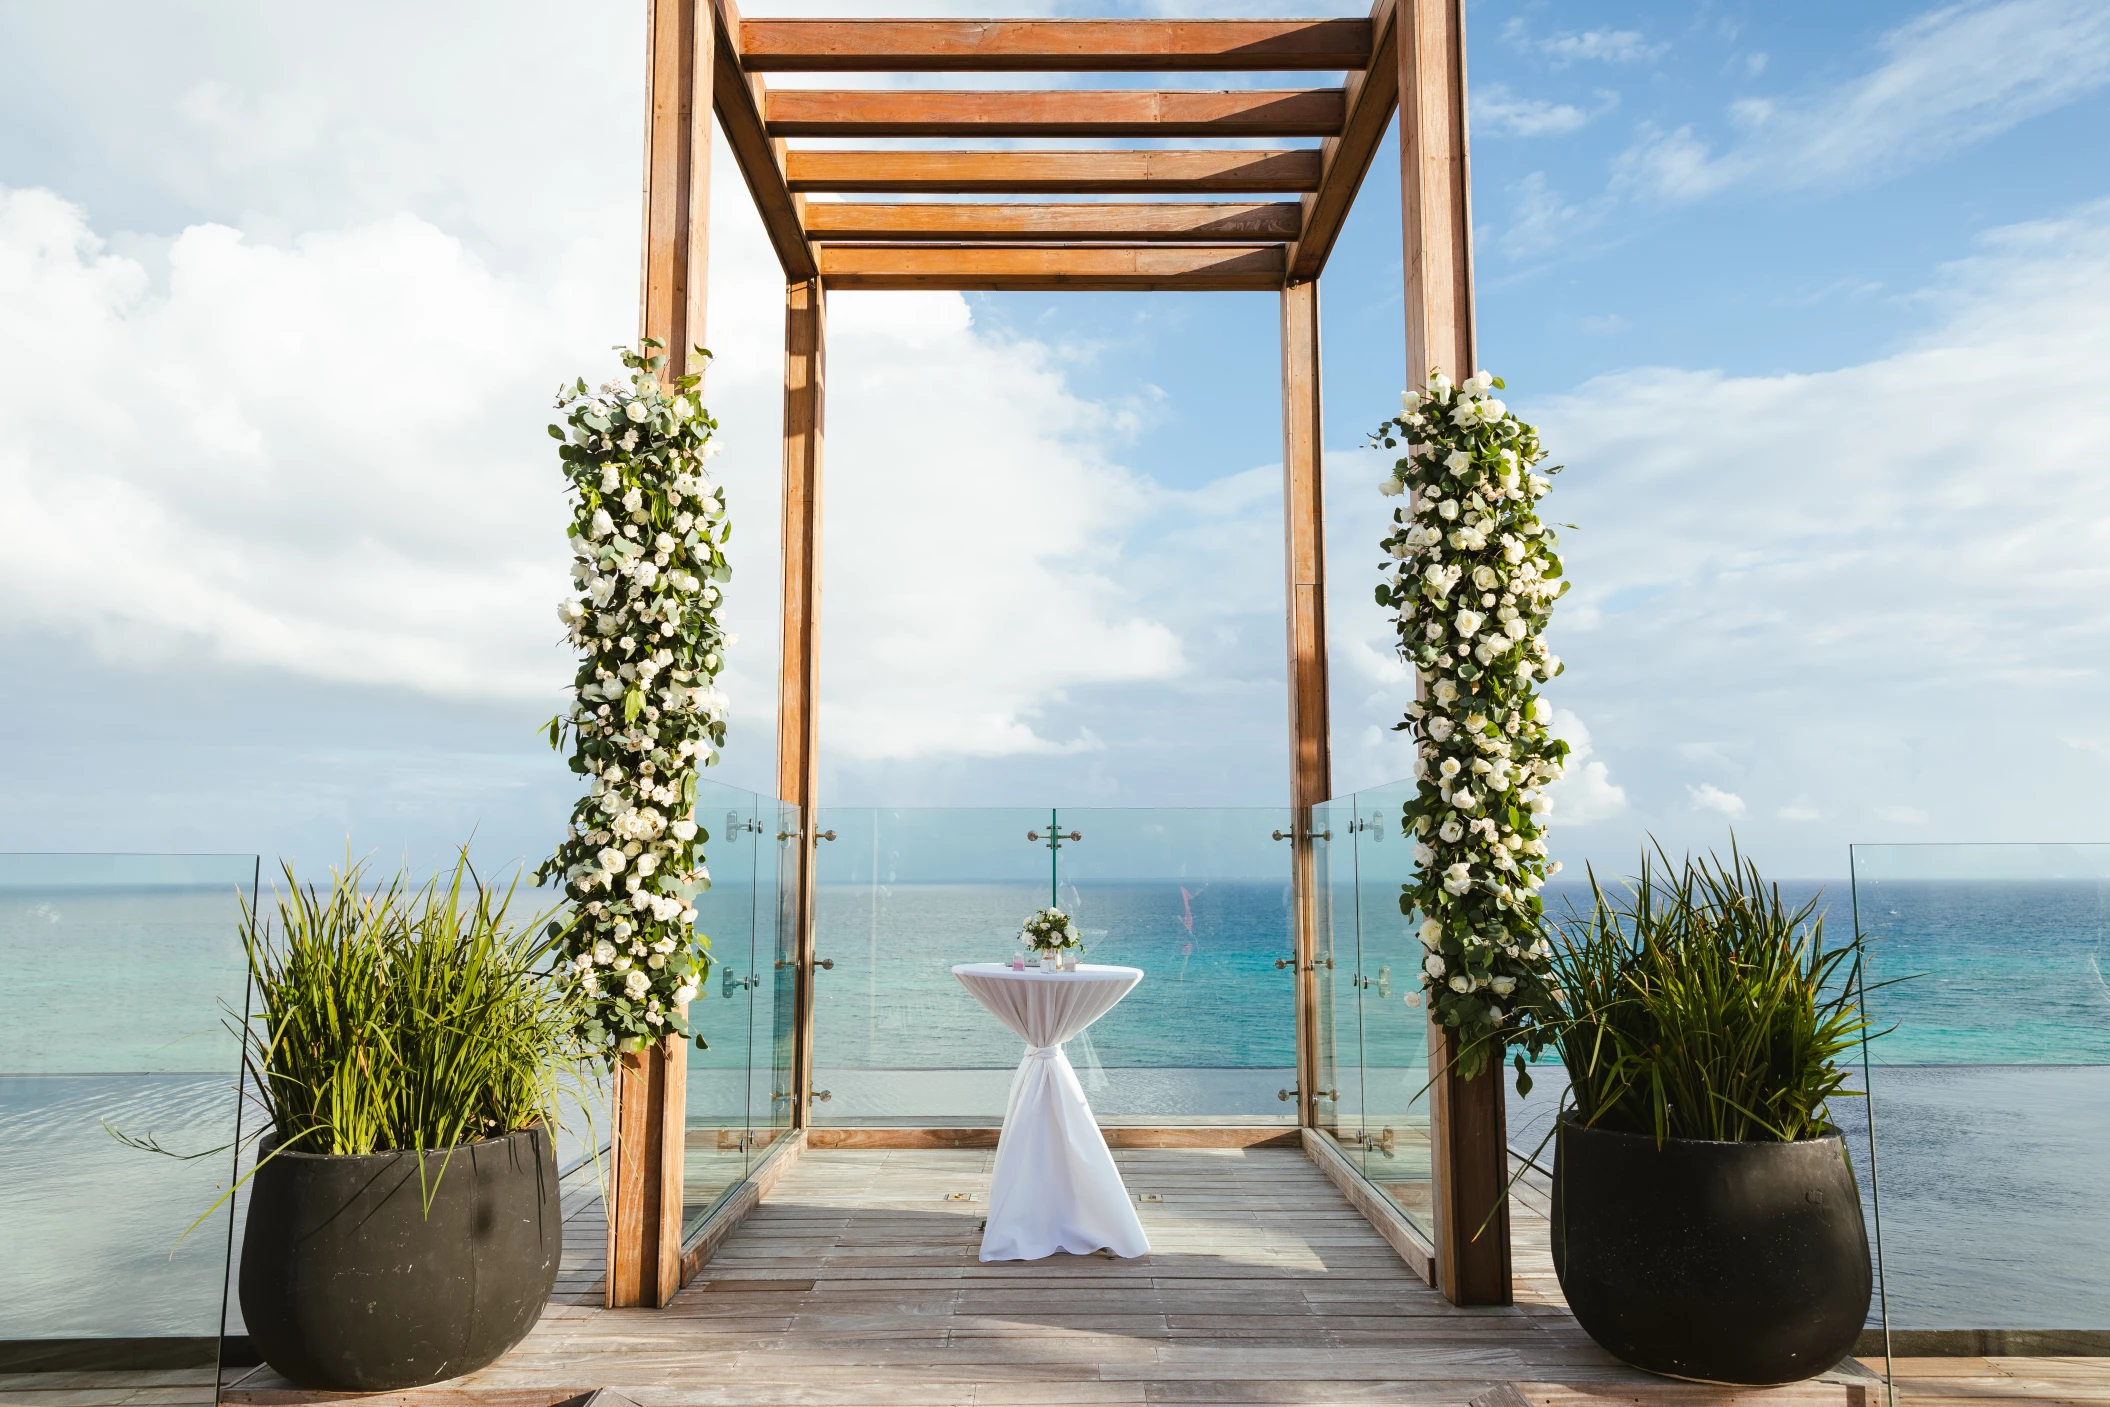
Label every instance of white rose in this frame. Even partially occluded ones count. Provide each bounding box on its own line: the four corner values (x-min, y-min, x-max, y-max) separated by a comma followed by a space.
1528, 793, 1552, 814
589, 508, 615, 539
1452, 790, 1477, 810
622, 486, 643, 512
1472, 565, 1498, 590
1455, 609, 1483, 636
635, 853, 659, 876
1437, 757, 1462, 781
1491, 976, 1517, 997
625, 969, 651, 996
671, 818, 697, 841
673, 984, 697, 1005
1543, 654, 1562, 675
1418, 918, 1443, 949
1465, 370, 1494, 396
1438, 499, 1460, 520
1531, 698, 1553, 723
1423, 953, 1446, 978
1379, 476, 1406, 497
1449, 974, 1472, 993
592, 939, 616, 965
1427, 716, 1455, 742
1432, 680, 1459, 704
1442, 862, 1473, 895
1444, 450, 1472, 473
625, 399, 648, 423
1477, 398, 1507, 423
1438, 819, 1465, 842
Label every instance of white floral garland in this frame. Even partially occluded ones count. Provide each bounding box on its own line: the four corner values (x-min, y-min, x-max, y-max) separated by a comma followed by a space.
1373, 369, 1570, 1082
536, 341, 728, 1055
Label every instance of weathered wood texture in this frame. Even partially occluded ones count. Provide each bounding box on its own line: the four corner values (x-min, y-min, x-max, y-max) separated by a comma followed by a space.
818, 242, 1287, 291
605, 1038, 688, 1307
708, 0, 815, 280
1280, 279, 1330, 1126
1290, 0, 1399, 279
223, 1147, 1881, 1407
739, 18, 1374, 70
679, 1130, 808, 1283
766, 87, 1347, 137
1305, 1126, 1436, 1283
640, 0, 711, 379
778, 280, 825, 1127
805, 201, 1301, 243
785, 148, 1324, 194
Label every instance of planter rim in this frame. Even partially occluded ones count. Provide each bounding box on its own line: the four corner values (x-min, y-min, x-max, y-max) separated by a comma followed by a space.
1556, 1109, 1844, 1149
259, 1122, 550, 1166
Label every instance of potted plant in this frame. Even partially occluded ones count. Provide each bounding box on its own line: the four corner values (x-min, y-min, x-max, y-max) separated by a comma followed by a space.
236, 853, 585, 1391
1540, 844, 1875, 1385
1019, 908, 1082, 969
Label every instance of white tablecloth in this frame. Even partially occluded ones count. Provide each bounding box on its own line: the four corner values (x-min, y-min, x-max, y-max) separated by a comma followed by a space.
952, 963, 1149, 1261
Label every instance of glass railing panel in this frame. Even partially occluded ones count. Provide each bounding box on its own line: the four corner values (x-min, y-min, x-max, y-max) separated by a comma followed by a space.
811, 807, 1051, 1125
1849, 844, 2110, 1334
1346, 783, 1434, 1234
683, 778, 764, 1233
754, 800, 798, 1148
0, 853, 257, 1381
1050, 806, 1295, 1125
1312, 801, 1362, 1148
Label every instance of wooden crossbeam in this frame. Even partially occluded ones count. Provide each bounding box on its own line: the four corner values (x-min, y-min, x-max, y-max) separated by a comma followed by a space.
804, 201, 1300, 242
817, 242, 1287, 290
784, 148, 1323, 194
1288, 0, 1398, 279
765, 88, 1346, 137
738, 18, 1373, 71
710, 0, 816, 280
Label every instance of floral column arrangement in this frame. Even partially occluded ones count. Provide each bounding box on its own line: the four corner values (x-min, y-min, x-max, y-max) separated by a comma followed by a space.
1373, 369, 1570, 1084
536, 341, 730, 1055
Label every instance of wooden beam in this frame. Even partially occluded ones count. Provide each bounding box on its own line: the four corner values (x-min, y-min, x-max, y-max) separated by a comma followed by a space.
785, 148, 1323, 194
639, 0, 711, 381
608, 0, 706, 1312
738, 18, 1374, 71
816, 242, 1288, 291
708, 0, 817, 281
1399, 0, 1501, 1308
1289, 0, 1399, 280
804, 201, 1300, 243
778, 278, 825, 1130
1279, 278, 1330, 1136
765, 88, 1347, 138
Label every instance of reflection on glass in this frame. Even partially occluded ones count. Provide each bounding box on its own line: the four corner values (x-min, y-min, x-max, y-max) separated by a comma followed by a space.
1348, 782, 1434, 1234
1849, 844, 2110, 1332
1313, 800, 1361, 1148
684, 778, 763, 1231
0, 854, 257, 1371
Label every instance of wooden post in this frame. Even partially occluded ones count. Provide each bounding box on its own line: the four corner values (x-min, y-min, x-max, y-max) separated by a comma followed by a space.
1399, 0, 1508, 1307
607, 0, 712, 1312
778, 278, 827, 1130
1279, 277, 1330, 1131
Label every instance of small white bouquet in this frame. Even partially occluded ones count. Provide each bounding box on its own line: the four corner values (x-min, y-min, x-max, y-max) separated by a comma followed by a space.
1019, 908, 1082, 966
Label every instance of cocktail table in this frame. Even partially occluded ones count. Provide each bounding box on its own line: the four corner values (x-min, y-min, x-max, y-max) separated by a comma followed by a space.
951, 962, 1149, 1261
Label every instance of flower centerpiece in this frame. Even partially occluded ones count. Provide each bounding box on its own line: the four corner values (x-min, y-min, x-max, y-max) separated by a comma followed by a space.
535, 339, 729, 1055
1370, 368, 1570, 1084
1019, 908, 1081, 969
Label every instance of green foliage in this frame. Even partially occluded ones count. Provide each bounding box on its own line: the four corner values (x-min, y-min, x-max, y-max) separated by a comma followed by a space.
243, 853, 588, 1157
1541, 840, 1874, 1143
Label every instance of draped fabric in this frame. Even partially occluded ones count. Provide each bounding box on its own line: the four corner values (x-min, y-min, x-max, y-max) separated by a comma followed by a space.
952, 963, 1149, 1261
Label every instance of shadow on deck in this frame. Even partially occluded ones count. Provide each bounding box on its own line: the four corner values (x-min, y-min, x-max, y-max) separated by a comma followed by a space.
219, 1145, 1888, 1407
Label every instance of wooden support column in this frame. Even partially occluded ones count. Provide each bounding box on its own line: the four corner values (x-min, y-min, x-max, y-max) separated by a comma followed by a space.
778, 278, 826, 1130
608, 0, 711, 1312
1400, 0, 1508, 1308
1279, 277, 1330, 1131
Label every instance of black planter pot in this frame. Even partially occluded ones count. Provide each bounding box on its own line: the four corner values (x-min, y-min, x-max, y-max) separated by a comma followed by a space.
1550, 1114, 1871, 1385
239, 1125, 561, 1391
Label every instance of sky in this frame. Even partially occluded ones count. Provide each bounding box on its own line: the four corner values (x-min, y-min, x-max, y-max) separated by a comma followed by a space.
1, 0, 2107, 883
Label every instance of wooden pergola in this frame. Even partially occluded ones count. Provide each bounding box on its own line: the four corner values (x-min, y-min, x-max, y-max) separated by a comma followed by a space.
610, 0, 1509, 1314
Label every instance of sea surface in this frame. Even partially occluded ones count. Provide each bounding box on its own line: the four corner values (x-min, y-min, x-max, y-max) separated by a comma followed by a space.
4, 859, 2105, 1339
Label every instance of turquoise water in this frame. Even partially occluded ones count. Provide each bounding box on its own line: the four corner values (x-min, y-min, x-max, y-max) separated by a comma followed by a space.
5, 860, 2106, 1338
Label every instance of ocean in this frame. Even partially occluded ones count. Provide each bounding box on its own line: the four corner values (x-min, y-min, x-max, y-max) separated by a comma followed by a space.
4, 859, 2104, 1340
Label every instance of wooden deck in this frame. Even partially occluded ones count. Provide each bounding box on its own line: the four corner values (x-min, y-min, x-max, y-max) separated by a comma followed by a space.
219, 1142, 1891, 1407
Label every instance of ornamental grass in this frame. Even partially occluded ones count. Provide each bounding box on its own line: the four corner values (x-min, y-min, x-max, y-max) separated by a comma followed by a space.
243, 852, 587, 1157
1545, 841, 1875, 1144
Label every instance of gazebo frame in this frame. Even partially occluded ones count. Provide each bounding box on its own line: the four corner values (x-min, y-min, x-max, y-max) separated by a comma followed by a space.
609, 0, 1509, 1312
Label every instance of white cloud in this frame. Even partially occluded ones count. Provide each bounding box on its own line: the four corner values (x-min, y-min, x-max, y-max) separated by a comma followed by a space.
1527, 197, 2110, 866
1504, 20, 1669, 67
1615, 0, 2110, 201
1544, 710, 1627, 824
1689, 784, 1748, 818
1497, 171, 1612, 261
1473, 84, 1617, 139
